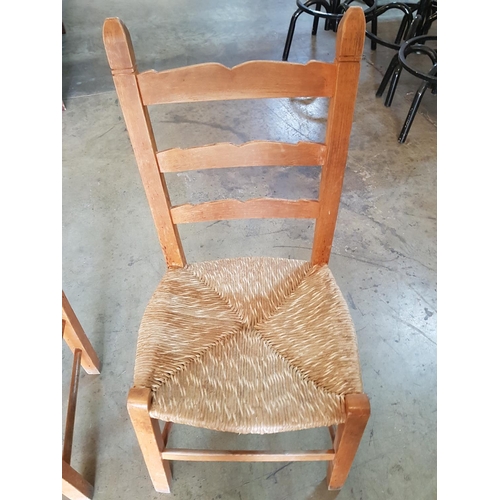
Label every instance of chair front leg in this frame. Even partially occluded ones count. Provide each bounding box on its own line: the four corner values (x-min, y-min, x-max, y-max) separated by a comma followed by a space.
398, 79, 431, 143
376, 53, 399, 98
327, 393, 370, 490
282, 8, 304, 61
128, 388, 172, 493
384, 63, 403, 107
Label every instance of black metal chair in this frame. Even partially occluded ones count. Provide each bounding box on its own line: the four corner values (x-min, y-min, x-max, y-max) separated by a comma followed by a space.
377, 32, 437, 143
364, 1, 414, 51
282, 0, 377, 61
365, 0, 436, 50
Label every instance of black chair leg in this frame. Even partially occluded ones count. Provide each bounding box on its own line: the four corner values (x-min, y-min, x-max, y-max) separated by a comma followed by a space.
371, 14, 378, 50
394, 17, 411, 45
376, 53, 399, 98
312, 4, 322, 35
384, 64, 403, 107
282, 8, 304, 61
331, 0, 341, 32
398, 80, 430, 143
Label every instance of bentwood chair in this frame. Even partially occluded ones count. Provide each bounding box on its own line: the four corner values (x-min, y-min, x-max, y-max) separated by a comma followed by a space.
282, 0, 377, 61
62, 292, 101, 499
103, 7, 370, 494
375, 13, 437, 143
362, 0, 436, 56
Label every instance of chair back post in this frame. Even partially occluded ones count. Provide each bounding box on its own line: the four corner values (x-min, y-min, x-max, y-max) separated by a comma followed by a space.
311, 7, 365, 266
102, 18, 186, 268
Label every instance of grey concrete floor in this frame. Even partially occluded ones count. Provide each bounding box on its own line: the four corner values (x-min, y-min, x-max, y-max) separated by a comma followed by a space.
62, 1, 436, 499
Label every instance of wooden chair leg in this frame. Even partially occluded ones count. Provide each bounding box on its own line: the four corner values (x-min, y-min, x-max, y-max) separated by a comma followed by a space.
327, 393, 370, 490
62, 291, 101, 375
127, 388, 172, 493
62, 460, 94, 500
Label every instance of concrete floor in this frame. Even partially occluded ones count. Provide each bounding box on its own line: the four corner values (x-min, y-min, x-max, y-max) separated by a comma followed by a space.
62, 1, 436, 499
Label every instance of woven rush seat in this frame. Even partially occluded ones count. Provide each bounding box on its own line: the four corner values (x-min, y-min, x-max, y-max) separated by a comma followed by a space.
134, 257, 363, 434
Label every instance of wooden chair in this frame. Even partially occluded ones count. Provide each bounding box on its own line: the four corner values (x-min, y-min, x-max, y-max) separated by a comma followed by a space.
62, 291, 101, 500
103, 6, 369, 494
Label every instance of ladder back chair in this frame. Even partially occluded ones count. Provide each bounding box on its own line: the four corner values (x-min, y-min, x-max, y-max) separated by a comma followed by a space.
62, 291, 101, 499
103, 7, 369, 494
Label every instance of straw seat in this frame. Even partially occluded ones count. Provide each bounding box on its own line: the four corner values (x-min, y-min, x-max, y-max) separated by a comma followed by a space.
135, 257, 363, 434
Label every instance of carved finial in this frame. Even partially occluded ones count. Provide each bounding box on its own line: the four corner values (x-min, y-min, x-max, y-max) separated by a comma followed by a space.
102, 17, 137, 75
335, 7, 366, 62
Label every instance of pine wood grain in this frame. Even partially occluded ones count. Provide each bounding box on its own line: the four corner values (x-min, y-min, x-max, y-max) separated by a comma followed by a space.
157, 141, 326, 172
171, 198, 319, 224
138, 61, 337, 105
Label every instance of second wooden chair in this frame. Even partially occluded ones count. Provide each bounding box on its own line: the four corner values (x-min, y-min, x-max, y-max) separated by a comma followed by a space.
62, 292, 101, 499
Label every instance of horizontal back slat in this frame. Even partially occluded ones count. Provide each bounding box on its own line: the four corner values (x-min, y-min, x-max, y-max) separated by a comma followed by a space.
157, 141, 326, 172
171, 198, 319, 224
138, 61, 337, 105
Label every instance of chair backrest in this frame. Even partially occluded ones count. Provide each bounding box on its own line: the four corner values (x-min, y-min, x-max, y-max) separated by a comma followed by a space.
103, 8, 366, 269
